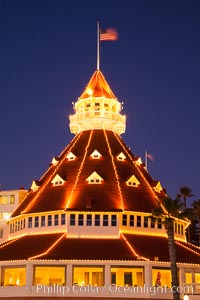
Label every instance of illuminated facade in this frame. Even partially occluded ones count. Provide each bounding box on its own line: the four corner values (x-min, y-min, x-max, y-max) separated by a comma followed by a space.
0, 69, 200, 299
0, 188, 27, 242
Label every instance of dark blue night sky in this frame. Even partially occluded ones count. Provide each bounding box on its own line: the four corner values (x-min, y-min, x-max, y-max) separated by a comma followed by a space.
0, 0, 199, 205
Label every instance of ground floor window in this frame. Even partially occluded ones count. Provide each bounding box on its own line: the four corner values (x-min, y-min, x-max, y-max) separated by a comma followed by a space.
195, 272, 200, 292
111, 267, 144, 286
73, 266, 104, 286
33, 265, 66, 285
185, 272, 192, 284
1, 266, 26, 286
152, 268, 171, 288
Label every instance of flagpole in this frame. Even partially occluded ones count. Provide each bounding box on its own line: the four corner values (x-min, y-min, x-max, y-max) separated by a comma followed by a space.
97, 21, 100, 70
145, 150, 148, 170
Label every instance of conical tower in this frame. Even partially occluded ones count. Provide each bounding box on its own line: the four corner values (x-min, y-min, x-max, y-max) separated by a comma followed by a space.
0, 68, 199, 297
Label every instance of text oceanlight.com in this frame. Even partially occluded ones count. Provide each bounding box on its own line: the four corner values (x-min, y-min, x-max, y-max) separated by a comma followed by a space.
36, 284, 193, 296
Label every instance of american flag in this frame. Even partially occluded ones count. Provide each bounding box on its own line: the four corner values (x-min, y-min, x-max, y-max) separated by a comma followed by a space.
100, 28, 118, 41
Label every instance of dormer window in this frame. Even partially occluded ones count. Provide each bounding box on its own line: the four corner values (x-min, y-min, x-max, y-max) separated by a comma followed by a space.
30, 180, 40, 192
66, 152, 76, 161
153, 181, 163, 193
135, 157, 143, 166
126, 175, 140, 187
51, 174, 65, 186
117, 152, 126, 161
90, 150, 102, 159
86, 172, 103, 184
51, 157, 59, 166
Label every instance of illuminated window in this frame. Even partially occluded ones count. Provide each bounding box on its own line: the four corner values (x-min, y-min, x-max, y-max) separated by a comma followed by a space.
0, 229, 3, 238
90, 150, 102, 159
66, 152, 76, 161
54, 214, 59, 226
86, 172, 103, 184
73, 266, 104, 286
144, 216, 148, 228
48, 215, 52, 226
111, 267, 144, 286
152, 268, 171, 288
137, 216, 141, 227
135, 157, 143, 166
35, 216, 39, 227
129, 215, 134, 226
61, 214, 65, 225
28, 217, 32, 228
117, 152, 126, 161
41, 216, 45, 227
70, 214, 76, 226
51, 174, 65, 186
2, 266, 26, 286
10, 195, 15, 204
185, 272, 192, 284
86, 214, 92, 226
111, 215, 117, 226
122, 214, 127, 226
126, 175, 140, 187
103, 215, 108, 226
51, 157, 59, 166
78, 214, 84, 226
153, 181, 163, 193
95, 214, 100, 226
33, 265, 66, 285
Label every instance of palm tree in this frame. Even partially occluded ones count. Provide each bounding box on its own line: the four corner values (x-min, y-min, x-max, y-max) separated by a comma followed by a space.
152, 197, 184, 300
176, 186, 194, 209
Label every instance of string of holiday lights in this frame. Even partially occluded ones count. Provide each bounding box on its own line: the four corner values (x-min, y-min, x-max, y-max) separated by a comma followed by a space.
65, 130, 93, 209
103, 129, 124, 210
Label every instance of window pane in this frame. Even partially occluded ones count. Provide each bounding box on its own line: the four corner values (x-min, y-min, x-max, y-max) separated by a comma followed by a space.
28, 217, 32, 228
152, 268, 171, 288
48, 215, 52, 226
103, 215, 108, 226
2, 267, 26, 286
129, 215, 134, 226
137, 216, 141, 227
41, 216, 45, 227
70, 214, 76, 226
144, 217, 148, 228
35, 216, 39, 227
86, 214, 92, 226
33, 266, 66, 285
78, 214, 84, 226
122, 215, 127, 226
73, 266, 104, 286
111, 215, 117, 226
111, 267, 144, 286
54, 214, 59, 226
61, 214, 65, 225
95, 215, 100, 226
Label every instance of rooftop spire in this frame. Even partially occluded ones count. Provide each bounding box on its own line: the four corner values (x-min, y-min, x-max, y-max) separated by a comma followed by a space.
69, 70, 126, 135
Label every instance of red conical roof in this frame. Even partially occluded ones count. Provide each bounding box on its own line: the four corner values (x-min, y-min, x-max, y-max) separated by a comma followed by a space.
79, 70, 117, 99
12, 130, 165, 216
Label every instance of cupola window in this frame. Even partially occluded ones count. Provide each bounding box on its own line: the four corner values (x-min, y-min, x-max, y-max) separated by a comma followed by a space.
86, 172, 103, 184
51, 174, 65, 186
66, 152, 76, 161
117, 152, 126, 161
90, 150, 102, 159
126, 175, 140, 187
